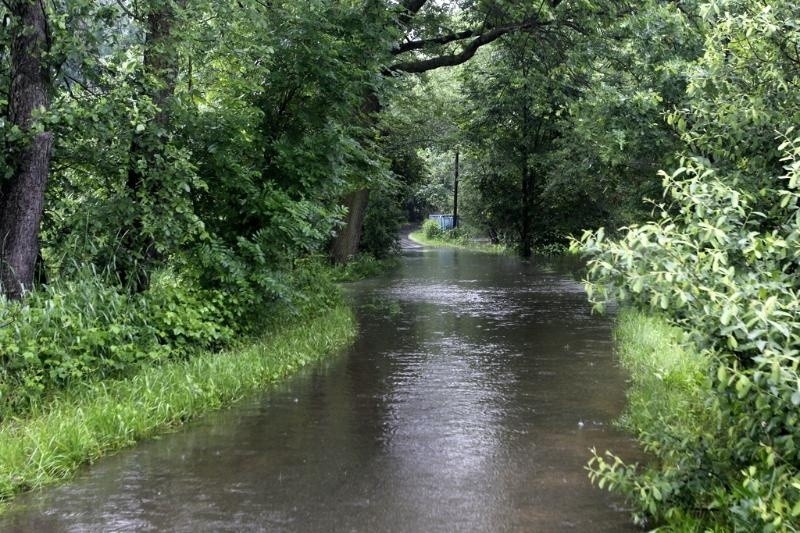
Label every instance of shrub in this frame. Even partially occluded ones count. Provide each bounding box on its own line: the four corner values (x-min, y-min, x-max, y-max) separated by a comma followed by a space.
138, 270, 233, 359
0, 268, 233, 417
360, 189, 402, 258
422, 218, 443, 239
575, 137, 800, 530
441, 226, 471, 244
329, 254, 399, 282
532, 242, 568, 256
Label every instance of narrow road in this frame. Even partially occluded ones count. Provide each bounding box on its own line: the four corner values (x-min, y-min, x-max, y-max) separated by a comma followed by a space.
0, 247, 639, 532
398, 224, 423, 250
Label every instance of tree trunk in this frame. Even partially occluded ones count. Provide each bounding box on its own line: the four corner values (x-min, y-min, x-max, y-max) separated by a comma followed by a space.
121, 0, 186, 292
0, 1, 53, 300
330, 189, 370, 264
141, 1, 186, 128
519, 94, 535, 259
520, 164, 533, 259
329, 92, 380, 264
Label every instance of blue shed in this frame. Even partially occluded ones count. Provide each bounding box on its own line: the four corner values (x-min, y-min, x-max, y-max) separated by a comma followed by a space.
428, 214, 455, 230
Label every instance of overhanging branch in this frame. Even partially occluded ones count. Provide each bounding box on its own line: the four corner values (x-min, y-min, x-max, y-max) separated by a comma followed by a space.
392, 28, 480, 55
386, 19, 543, 75
400, 0, 428, 13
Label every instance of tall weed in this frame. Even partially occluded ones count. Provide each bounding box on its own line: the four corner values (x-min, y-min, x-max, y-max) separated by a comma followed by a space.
0, 268, 232, 417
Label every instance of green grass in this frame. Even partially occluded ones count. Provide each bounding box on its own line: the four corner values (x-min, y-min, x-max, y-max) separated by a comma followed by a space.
0, 304, 355, 506
329, 254, 400, 282
408, 230, 510, 254
613, 309, 709, 436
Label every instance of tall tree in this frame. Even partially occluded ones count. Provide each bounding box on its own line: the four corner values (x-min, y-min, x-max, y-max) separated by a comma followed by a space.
0, 0, 53, 300
460, 32, 567, 255
329, 0, 568, 263
120, 0, 188, 292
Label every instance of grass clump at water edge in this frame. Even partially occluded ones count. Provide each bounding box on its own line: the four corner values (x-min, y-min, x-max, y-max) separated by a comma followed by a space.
0, 304, 355, 506
612, 309, 708, 435
409, 228, 509, 254
588, 309, 713, 529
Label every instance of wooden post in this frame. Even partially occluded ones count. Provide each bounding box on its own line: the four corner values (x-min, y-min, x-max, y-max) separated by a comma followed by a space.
453, 148, 459, 229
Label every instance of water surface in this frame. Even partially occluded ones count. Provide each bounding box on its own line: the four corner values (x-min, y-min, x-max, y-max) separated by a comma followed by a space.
1, 248, 639, 532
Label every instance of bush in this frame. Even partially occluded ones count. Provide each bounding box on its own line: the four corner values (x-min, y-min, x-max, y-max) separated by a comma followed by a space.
575, 138, 800, 530
421, 220, 475, 244
0, 268, 232, 417
532, 242, 568, 256
422, 218, 443, 239
138, 270, 233, 359
329, 254, 399, 282
441, 226, 471, 244
274, 257, 343, 322
360, 189, 402, 258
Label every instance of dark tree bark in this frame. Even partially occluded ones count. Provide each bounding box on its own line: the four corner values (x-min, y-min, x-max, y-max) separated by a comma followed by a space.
387, 20, 545, 74
520, 163, 533, 259
330, 189, 370, 264
519, 96, 534, 259
0, 0, 53, 300
121, 0, 186, 292
329, 92, 380, 264
140, 0, 187, 127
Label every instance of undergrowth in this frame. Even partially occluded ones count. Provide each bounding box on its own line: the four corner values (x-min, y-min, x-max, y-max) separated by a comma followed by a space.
0, 259, 342, 418
0, 305, 355, 505
579, 141, 800, 530
409, 227, 509, 254
329, 253, 400, 282
590, 309, 713, 530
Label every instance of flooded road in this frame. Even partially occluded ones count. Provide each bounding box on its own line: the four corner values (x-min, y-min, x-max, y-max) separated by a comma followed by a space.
1, 248, 639, 532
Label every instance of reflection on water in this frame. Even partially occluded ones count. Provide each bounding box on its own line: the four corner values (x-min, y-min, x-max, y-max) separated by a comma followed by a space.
1, 248, 639, 532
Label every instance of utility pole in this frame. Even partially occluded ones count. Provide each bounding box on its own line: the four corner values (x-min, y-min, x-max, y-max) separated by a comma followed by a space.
453, 148, 459, 229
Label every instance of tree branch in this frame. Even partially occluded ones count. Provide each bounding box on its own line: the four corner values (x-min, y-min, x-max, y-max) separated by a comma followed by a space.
400, 0, 428, 16
386, 20, 543, 75
392, 28, 480, 55
114, 0, 140, 21
397, 0, 429, 28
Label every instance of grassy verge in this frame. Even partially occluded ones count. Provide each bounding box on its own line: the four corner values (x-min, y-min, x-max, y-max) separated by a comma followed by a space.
329, 253, 400, 282
409, 230, 509, 254
0, 304, 355, 505
589, 309, 718, 529
612, 308, 708, 440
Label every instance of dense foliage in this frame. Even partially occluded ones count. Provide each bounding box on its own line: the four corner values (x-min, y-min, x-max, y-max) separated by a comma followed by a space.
2, 0, 800, 527
393, 2, 703, 256
0, 0, 394, 416
580, 146, 800, 529
4, 0, 607, 413
576, 1, 800, 529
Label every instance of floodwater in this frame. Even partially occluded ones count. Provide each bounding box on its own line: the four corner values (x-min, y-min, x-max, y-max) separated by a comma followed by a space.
0, 247, 640, 532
